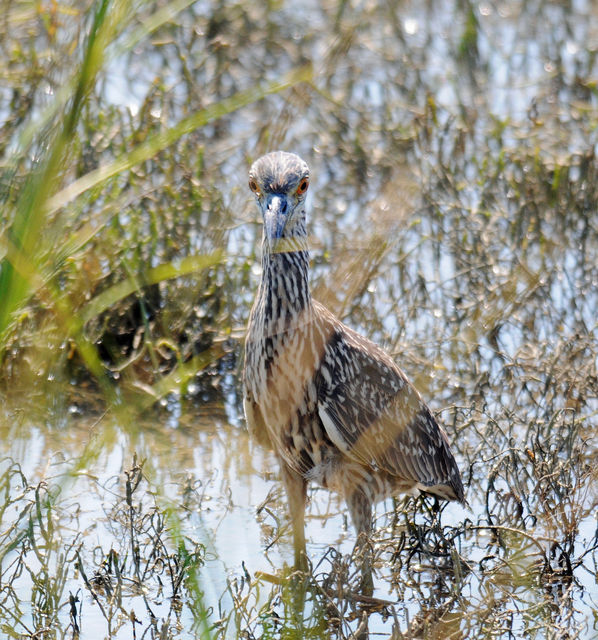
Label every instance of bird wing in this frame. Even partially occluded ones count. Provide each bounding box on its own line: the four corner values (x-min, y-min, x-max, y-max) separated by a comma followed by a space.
313, 301, 464, 502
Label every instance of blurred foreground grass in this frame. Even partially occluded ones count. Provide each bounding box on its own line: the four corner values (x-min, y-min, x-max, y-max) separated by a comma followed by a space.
0, 0, 597, 638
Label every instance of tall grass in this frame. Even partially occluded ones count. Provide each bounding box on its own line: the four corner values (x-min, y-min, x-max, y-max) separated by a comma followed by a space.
0, 0, 311, 398
0, 2, 311, 637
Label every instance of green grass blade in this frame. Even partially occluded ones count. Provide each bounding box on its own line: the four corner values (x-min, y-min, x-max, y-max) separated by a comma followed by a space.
80, 251, 225, 325
46, 63, 313, 214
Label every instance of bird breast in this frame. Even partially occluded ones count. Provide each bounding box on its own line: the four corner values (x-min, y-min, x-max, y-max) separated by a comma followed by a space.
244, 306, 334, 470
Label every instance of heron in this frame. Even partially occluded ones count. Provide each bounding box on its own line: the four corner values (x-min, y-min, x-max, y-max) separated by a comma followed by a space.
243, 151, 464, 580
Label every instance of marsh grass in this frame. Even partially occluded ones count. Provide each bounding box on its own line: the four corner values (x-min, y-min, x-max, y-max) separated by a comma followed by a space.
1, 0, 597, 638
0, 455, 210, 639
76, 457, 209, 638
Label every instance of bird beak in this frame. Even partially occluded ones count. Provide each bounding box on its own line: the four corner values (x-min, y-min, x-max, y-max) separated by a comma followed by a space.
263, 194, 289, 244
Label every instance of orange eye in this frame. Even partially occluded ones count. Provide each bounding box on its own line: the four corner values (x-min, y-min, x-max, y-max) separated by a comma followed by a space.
296, 178, 309, 195
249, 179, 260, 194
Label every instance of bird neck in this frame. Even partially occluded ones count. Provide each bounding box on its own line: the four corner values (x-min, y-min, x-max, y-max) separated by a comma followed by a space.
258, 234, 312, 330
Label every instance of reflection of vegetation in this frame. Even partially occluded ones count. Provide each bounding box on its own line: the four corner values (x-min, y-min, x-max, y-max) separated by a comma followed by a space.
0, 462, 80, 637
79, 458, 209, 638
0, 458, 208, 638
0, 0, 597, 638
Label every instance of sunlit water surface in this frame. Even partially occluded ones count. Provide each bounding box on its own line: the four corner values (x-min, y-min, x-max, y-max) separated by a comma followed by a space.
2, 384, 596, 638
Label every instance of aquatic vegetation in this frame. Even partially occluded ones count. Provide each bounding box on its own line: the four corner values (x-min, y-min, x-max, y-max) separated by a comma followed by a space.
0, 0, 596, 638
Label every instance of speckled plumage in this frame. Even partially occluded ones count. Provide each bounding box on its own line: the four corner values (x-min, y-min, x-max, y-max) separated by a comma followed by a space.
243, 151, 464, 568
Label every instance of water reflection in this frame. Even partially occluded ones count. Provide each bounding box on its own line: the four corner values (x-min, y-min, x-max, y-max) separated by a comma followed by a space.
2, 0, 597, 637
1, 378, 593, 638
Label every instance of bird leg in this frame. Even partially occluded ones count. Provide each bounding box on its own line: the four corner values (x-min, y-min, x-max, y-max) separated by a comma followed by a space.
280, 463, 308, 571
348, 489, 374, 596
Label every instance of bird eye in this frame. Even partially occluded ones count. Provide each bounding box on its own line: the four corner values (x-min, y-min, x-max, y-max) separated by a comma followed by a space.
249, 179, 260, 194
296, 178, 309, 195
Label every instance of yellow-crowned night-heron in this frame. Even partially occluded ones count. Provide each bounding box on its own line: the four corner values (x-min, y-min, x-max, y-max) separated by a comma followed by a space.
243, 151, 464, 570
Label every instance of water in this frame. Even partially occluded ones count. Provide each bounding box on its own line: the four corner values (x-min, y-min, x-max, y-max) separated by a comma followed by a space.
1, 378, 595, 638
2, 0, 598, 637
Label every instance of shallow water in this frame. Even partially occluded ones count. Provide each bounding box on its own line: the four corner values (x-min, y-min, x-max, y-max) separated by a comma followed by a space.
2, 0, 598, 637
1, 377, 595, 638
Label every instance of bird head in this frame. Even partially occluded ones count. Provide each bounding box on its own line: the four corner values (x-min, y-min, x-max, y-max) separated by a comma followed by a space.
248, 151, 310, 252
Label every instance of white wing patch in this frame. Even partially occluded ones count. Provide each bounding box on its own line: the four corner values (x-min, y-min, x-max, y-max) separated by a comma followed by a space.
318, 404, 352, 455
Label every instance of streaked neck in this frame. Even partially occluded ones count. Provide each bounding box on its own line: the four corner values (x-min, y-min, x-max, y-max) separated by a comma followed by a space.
259, 233, 312, 328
